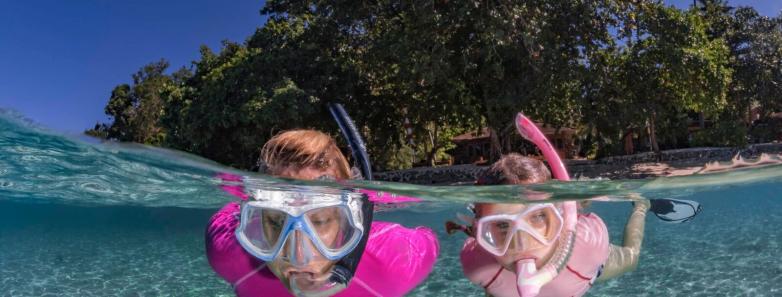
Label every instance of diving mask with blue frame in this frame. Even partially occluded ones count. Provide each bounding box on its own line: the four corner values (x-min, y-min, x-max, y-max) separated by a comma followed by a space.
235, 186, 372, 297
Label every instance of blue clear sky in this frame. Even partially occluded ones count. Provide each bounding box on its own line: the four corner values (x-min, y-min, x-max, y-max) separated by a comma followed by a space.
0, 1, 780, 134
0, 0, 267, 134
668, 0, 782, 15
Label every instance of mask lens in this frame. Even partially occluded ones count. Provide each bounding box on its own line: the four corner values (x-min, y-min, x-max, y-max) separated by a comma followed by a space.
519, 206, 562, 245
240, 207, 288, 253
305, 206, 357, 253
478, 219, 515, 255
476, 204, 563, 255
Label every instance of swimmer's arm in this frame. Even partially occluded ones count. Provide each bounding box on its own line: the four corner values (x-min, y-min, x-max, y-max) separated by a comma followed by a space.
595, 199, 650, 282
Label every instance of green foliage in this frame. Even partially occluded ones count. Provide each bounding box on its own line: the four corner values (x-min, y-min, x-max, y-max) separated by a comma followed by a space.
749, 117, 782, 143
622, 4, 732, 152
691, 120, 748, 147
727, 8, 782, 118
88, 0, 782, 169
87, 60, 182, 145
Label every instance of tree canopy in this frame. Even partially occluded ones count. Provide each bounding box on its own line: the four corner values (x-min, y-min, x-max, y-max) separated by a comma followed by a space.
88, 0, 782, 170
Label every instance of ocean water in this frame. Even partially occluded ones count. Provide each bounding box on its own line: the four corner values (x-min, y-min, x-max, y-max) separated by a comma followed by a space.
1, 110, 781, 296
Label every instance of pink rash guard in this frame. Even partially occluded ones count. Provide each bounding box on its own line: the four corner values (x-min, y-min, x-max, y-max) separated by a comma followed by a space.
205, 202, 439, 297
460, 213, 610, 297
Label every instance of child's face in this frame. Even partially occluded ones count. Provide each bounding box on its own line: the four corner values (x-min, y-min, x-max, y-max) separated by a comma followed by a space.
267, 166, 341, 291
475, 203, 560, 271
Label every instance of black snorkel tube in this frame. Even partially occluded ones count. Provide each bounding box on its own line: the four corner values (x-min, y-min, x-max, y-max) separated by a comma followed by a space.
328, 103, 373, 181
324, 103, 374, 290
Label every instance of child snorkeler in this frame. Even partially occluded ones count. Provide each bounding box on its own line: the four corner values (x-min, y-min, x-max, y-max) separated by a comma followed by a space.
458, 153, 649, 297
454, 113, 650, 297
206, 129, 438, 297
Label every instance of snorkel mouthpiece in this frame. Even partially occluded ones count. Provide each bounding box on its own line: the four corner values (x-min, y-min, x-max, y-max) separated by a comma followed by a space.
289, 270, 347, 297
516, 259, 558, 297
516, 259, 538, 297
289, 260, 350, 297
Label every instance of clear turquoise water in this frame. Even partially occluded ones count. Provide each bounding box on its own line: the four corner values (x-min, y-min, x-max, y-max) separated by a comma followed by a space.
1, 110, 781, 296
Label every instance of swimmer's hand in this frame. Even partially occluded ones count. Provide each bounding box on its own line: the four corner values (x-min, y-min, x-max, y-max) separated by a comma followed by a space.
632, 199, 651, 213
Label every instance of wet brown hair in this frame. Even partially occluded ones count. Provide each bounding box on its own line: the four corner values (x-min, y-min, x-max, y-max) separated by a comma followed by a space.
260, 129, 351, 179
476, 153, 551, 185
459, 153, 554, 231
472, 153, 589, 212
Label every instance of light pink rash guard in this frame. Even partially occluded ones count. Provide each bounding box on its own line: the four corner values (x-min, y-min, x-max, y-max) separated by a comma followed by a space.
205, 202, 439, 297
461, 213, 610, 297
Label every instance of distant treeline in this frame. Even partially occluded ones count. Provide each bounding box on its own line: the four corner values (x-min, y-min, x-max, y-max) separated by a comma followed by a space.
87, 0, 782, 170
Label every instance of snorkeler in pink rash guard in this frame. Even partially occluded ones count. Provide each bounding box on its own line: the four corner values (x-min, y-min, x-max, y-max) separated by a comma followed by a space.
206, 129, 438, 297
207, 203, 437, 297
455, 114, 649, 297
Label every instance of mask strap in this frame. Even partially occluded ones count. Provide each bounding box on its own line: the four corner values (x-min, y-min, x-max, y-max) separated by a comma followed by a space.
232, 263, 267, 289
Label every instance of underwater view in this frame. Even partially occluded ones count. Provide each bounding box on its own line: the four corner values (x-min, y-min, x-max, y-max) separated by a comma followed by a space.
6, 0, 782, 296
1, 110, 781, 297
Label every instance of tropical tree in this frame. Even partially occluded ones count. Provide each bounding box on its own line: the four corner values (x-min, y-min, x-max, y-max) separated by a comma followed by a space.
88, 60, 182, 145
89, 0, 774, 169
620, 4, 732, 153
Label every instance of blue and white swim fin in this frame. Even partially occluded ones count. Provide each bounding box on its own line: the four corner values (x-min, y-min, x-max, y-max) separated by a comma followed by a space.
649, 198, 702, 223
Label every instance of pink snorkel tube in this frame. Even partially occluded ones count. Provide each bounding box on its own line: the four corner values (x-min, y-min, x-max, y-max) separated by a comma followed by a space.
514, 113, 578, 297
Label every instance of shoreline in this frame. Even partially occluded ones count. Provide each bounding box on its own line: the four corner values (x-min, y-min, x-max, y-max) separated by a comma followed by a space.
375, 143, 782, 184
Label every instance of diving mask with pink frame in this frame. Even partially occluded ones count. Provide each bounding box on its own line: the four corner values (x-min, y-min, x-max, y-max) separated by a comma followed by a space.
475, 203, 564, 257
